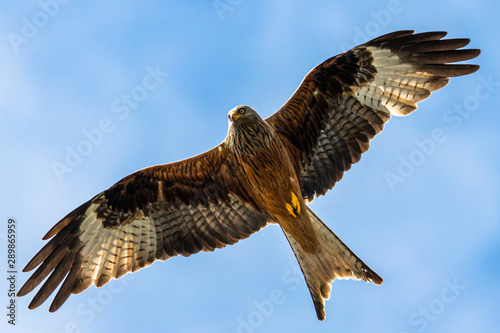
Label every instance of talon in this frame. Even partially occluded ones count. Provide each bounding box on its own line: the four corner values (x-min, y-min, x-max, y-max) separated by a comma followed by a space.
286, 203, 297, 218
291, 192, 300, 214
286, 192, 300, 218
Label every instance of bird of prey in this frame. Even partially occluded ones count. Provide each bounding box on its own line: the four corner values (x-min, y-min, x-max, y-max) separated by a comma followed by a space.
18, 30, 480, 320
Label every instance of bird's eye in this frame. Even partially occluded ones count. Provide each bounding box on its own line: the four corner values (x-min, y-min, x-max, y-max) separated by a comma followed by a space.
238, 108, 245, 114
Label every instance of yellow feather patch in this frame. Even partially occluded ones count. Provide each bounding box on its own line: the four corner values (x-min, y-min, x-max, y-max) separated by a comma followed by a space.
286, 192, 301, 218
286, 203, 296, 217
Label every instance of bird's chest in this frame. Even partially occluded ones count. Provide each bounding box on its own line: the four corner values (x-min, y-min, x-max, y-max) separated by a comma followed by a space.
236, 140, 301, 217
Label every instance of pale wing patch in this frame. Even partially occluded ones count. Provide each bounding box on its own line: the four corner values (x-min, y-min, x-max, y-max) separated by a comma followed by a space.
74, 211, 158, 292
354, 46, 450, 116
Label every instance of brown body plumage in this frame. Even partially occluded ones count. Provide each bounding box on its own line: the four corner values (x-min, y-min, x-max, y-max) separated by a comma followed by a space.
226, 107, 301, 224
225, 106, 382, 319
18, 31, 479, 320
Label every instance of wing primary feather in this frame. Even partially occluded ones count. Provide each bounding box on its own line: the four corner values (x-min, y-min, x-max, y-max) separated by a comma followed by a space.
401, 38, 471, 52
22, 227, 73, 272
410, 49, 481, 64
42, 201, 91, 240
17, 236, 73, 297
27, 249, 77, 310
49, 259, 84, 312
378, 31, 448, 47
418, 64, 480, 77
366, 30, 415, 44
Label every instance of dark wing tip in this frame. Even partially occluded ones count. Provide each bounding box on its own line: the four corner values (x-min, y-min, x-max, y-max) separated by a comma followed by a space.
366, 30, 415, 44
366, 30, 449, 47
372, 31, 480, 78
410, 49, 481, 65
463, 63, 480, 74
314, 300, 326, 321
423, 64, 480, 77
360, 260, 384, 285
23, 256, 43, 273
25, 251, 76, 310
17, 284, 31, 297
42, 200, 91, 240
22, 264, 33, 273
371, 273, 384, 286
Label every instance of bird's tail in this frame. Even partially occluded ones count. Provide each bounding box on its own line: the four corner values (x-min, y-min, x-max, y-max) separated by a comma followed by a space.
281, 207, 383, 320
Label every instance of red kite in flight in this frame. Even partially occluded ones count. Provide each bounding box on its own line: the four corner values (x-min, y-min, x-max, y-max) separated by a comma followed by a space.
18, 30, 480, 320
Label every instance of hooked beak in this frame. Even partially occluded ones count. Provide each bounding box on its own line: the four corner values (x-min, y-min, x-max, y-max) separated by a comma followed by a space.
229, 111, 241, 122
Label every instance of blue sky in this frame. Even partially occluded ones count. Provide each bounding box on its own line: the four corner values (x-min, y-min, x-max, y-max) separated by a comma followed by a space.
1, 1, 499, 332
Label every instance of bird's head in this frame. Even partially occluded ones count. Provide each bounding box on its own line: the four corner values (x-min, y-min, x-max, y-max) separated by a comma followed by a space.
225, 105, 273, 150
227, 105, 260, 124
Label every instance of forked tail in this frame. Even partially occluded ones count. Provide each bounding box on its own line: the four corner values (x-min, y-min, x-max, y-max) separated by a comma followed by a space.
282, 207, 383, 320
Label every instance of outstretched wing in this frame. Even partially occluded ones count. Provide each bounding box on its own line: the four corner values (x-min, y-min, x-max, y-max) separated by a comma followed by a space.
267, 30, 480, 203
18, 144, 269, 312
